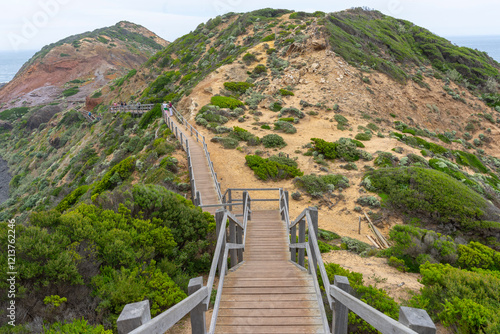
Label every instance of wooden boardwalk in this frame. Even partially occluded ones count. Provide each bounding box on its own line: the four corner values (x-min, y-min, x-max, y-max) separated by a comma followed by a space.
216, 210, 325, 333
166, 114, 220, 215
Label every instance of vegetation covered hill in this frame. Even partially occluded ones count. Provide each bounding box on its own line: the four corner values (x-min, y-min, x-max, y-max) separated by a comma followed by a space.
0, 21, 168, 112
1, 7, 500, 334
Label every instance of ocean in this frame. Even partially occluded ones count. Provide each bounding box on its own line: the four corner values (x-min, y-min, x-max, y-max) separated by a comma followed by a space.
0, 50, 37, 84
446, 35, 500, 63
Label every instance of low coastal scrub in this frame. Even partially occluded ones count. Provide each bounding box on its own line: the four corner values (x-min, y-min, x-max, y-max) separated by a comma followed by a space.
261, 134, 286, 148
410, 263, 500, 333
245, 155, 303, 181
223, 81, 254, 94
310, 138, 372, 162
362, 167, 492, 228
210, 96, 244, 109
294, 174, 349, 197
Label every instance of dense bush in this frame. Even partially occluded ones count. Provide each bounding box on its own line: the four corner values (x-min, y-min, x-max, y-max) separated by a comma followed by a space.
138, 103, 162, 129
262, 134, 286, 148
91, 156, 136, 197
279, 88, 294, 96
280, 107, 305, 119
393, 132, 449, 155
62, 86, 79, 97
294, 174, 349, 197
374, 152, 397, 167
55, 185, 90, 212
355, 132, 372, 141
245, 155, 303, 181
273, 120, 297, 134
210, 96, 244, 109
410, 263, 500, 333
364, 167, 490, 227
453, 150, 488, 173
253, 64, 267, 74
223, 81, 254, 94
0, 107, 30, 121
311, 138, 337, 159
242, 52, 257, 64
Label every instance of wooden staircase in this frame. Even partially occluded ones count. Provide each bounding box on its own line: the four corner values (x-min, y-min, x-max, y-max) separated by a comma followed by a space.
216, 210, 325, 333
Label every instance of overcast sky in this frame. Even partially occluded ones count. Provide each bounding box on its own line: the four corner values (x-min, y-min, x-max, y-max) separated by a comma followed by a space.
0, 0, 499, 52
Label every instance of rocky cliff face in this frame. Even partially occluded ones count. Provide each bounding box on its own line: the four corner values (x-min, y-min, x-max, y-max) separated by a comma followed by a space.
0, 21, 168, 111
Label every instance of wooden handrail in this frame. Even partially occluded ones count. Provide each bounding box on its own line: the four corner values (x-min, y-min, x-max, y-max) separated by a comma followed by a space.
282, 201, 436, 334
127, 286, 208, 334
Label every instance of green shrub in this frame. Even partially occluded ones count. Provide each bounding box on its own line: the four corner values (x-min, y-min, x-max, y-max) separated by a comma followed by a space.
0, 107, 30, 121
279, 88, 294, 96
280, 107, 305, 119
356, 196, 380, 208
336, 138, 361, 162
262, 134, 286, 148
410, 263, 500, 333
388, 256, 408, 272
365, 167, 488, 227
62, 87, 79, 97
374, 152, 397, 167
311, 138, 337, 159
273, 120, 297, 134
261, 124, 271, 130
294, 174, 349, 197
437, 133, 451, 144
55, 185, 90, 212
269, 101, 283, 112
139, 103, 162, 129
210, 96, 244, 109
457, 241, 500, 271
223, 81, 255, 94
43, 319, 112, 334
355, 133, 372, 141
242, 52, 257, 64
253, 64, 267, 74
453, 150, 488, 173
92, 157, 136, 196
245, 155, 303, 181
262, 34, 275, 42
268, 154, 298, 168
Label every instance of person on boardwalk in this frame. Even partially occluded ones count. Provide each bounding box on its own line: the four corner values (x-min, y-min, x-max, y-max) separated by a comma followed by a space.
169, 101, 173, 116
162, 101, 168, 117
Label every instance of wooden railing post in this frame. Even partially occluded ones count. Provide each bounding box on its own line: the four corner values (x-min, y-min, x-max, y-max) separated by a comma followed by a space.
215, 209, 225, 276
290, 223, 297, 262
298, 219, 306, 267
399, 307, 436, 334
188, 277, 206, 334
229, 219, 237, 268
333, 276, 351, 334
228, 189, 232, 211
308, 206, 318, 239
116, 300, 151, 334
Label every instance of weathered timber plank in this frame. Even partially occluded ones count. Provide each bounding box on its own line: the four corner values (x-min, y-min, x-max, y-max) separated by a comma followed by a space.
219, 301, 320, 309
216, 316, 323, 326
222, 286, 316, 294
215, 325, 325, 333
220, 294, 318, 302
218, 308, 321, 317
223, 279, 312, 288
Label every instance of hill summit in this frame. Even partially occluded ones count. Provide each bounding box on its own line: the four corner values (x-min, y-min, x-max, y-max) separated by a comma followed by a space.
0, 21, 168, 111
